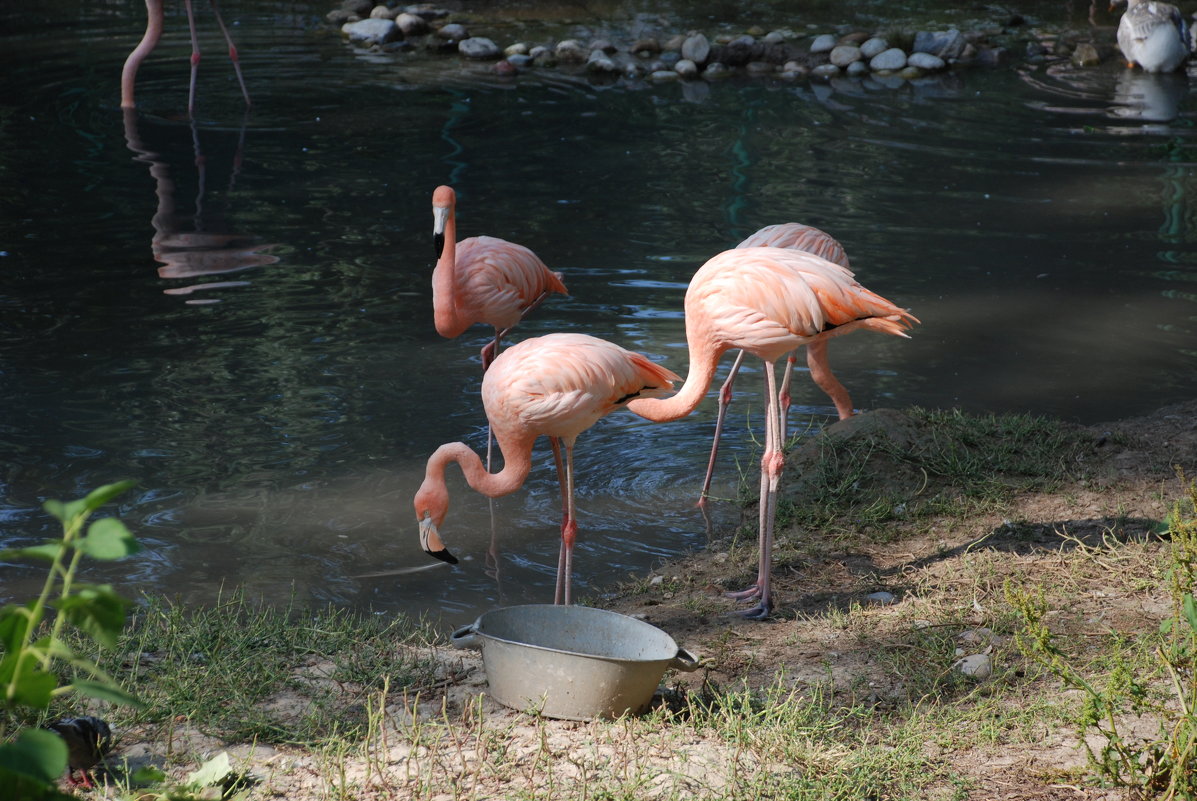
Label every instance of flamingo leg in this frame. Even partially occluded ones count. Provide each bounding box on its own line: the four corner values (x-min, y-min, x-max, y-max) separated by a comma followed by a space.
184, 0, 201, 115
806, 339, 854, 421
208, 0, 252, 108
550, 437, 570, 605
777, 350, 797, 443
481, 287, 554, 369
698, 348, 746, 511
551, 436, 578, 605
738, 361, 783, 619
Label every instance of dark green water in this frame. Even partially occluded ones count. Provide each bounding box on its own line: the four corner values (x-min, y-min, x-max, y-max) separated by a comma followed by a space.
1, 0, 1194, 625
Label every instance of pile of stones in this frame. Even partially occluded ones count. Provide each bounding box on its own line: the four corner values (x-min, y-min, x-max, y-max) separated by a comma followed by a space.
327, 1, 1073, 83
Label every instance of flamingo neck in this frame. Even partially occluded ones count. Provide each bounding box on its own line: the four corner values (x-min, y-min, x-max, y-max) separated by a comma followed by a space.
120, 0, 164, 109
426, 437, 533, 500
432, 204, 468, 338
626, 333, 726, 422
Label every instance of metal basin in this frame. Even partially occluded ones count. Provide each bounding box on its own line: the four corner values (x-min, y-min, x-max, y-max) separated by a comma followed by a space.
451, 604, 700, 721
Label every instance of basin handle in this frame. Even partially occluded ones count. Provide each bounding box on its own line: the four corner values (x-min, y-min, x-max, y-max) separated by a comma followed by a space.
670, 647, 703, 672
450, 622, 481, 651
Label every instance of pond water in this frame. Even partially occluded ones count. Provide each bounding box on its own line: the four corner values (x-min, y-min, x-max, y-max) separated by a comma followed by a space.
1, 0, 1195, 627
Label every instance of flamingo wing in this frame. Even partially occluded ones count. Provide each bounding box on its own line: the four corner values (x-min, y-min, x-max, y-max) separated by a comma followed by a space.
450, 236, 568, 331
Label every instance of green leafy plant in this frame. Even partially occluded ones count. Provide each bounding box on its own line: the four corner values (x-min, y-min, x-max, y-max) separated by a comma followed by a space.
0, 481, 144, 798
1007, 470, 1197, 799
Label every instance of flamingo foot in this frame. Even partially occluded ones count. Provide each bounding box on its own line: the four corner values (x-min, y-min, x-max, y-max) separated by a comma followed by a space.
735, 600, 774, 620
723, 584, 761, 602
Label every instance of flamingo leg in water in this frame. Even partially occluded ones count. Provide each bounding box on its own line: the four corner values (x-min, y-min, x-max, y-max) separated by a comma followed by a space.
806, 339, 854, 421
208, 0, 251, 107
777, 351, 797, 443
697, 348, 746, 512
184, 0, 252, 116
480, 287, 556, 369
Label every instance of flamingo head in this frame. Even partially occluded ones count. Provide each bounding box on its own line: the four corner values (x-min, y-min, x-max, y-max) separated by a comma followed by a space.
432, 185, 455, 260
414, 480, 458, 565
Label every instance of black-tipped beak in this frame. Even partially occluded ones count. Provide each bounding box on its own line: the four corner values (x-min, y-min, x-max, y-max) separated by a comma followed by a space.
426, 547, 458, 565
419, 515, 458, 565
434, 230, 445, 260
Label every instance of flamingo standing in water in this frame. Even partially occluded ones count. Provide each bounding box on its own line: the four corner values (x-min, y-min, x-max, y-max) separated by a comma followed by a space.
120, 0, 252, 114
432, 185, 568, 371
698, 223, 854, 512
414, 333, 680, 605
627, 247, 918, 618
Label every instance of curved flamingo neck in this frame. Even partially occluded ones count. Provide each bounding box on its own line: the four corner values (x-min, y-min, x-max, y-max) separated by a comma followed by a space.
121, 0, 164, 110
426, 437, 533, 499
626, 333, 726, 423
432, 199, 467, 338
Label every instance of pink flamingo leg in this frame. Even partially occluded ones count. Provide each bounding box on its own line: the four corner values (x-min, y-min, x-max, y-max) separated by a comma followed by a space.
697, 349, 746, 511
806, 339, 854, 420
739, 362, 784, 619
551, 436, 578, 605
777, 351, 797, 442
480, 287, 554, 369
209, 0, 252, 108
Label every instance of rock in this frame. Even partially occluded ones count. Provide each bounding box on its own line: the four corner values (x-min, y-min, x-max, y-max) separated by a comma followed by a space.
342, 18, 399, 45
659, 51, 681, 67
492, 59, 517, 76
632, 38, 660, 56
663, 34, 686, 51
586, 50, 619, 73
341, 0, 373, 14
953, 653, 992, 679
810, 33, 837, 53
746, 25, 766, 37
326, 9, 356, 24
674, 58, 699, 78
403, 3, 449, 19
846, 60, 869, 76
869, 47, 907, 71
899, 65, 923, 79
1071, 42, 1100, 67
395, 12, 428, 35
682, 33, 711, 64
829, 44, 862, 67
555, 39, 588, 62
746, 60, 775, 75
530, 47, 555, 67
369, 5, 397, 19
703, 61, 730, 77
436, 22, 467, 40
860, 37, 889, 58
505, 53, 531, 68
913, 28, 966, 60
811, 63, 840, 77
763, 31, 786, 45
590, 38, 616, 54
458, 37, 499, 59
650, 69, 680, 82
865, 591, 898, 606
907, 52, 946, 70
958, 628, 998, 646
504, 42, 528, 56
976, 46, 1009, 67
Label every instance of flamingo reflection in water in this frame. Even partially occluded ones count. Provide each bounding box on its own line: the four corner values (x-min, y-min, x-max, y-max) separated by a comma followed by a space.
123, 110, 280, 303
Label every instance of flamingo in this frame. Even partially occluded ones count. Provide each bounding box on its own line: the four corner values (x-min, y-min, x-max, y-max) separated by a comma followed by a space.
698, 222, 854, 513
627, 247, 918, 618
414, 333, 680, 605
120, 0, 252, 114
431, 185, 568, 371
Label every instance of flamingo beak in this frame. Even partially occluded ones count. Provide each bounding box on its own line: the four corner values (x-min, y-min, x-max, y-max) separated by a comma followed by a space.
432, 205, 448, 260
419, 513, 458, 565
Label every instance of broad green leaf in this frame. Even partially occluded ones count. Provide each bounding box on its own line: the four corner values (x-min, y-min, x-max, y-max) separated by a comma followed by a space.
0, 543, 63, 563
43, 498, 87, 526
131, 765, 168, 784
57, 585, 131, 648
1184, 594, 1197, 632
67, 677, 145, 709
82, 480, 136, 513
77, 518, 139, 560
41, 500, 67, 524
0, 602, 35, 653
4, 663, 59, 708
0, 728, 67, 784
186, 751, 232, 788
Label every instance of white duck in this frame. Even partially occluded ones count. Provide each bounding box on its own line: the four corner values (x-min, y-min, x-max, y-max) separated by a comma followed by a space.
1114, 0, 1191, 73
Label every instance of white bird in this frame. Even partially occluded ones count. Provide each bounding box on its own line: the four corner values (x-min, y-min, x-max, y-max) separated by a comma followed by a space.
1114, 0, 1191, 73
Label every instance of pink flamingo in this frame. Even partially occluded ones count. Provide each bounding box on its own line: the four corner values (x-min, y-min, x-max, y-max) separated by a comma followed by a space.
414, 333, 680, 605
698, 223, 854, 512
432, 185, 568, 371
120, 0, 251, 114
627, 247, 918, 618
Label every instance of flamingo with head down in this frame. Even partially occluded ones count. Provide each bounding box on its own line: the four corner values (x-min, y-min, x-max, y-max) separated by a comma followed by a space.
414, 332, 680, 605
627, 246, 918, 618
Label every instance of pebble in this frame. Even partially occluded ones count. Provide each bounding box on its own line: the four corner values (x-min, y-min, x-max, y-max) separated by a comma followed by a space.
342, 18, 399, 44
811, 63, 839, 78
953, 653, 992, 679
586, 52, 619, 73
369, 5, 396, 20
860, 37, 889, 58
870, 47, 908, 71
555, 39, 588, 62
907, 52, 946, 70
682, 33, 711, 64
829, 44, 861, 67
675, 58, 699, 77
458, 37, 499, 59
632, 38, 660, 56
395, 12, 428, 35
437, 22, 467, 40
914, 28, 967, 60
810, 33, 837, 53
845, 60, 869, 76
650, 69, 681, 82
504, 42, 528, 56
865, 591, 898, 606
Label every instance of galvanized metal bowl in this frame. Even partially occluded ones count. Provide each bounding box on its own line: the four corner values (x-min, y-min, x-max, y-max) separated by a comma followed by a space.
451, 604, 700, 721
